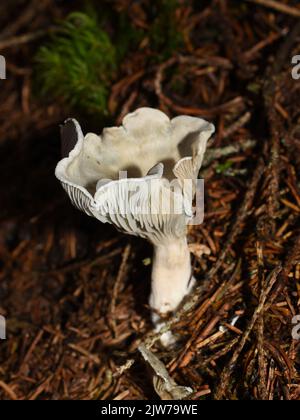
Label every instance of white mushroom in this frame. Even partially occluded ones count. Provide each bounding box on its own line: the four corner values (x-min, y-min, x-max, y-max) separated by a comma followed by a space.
55, 108, 215, 346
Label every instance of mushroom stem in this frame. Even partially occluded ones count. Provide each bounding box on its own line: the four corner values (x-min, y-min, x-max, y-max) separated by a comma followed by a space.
149, 236, 195, 344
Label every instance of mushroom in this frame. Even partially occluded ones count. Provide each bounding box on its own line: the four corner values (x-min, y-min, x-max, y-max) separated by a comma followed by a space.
55, 108, 215, 346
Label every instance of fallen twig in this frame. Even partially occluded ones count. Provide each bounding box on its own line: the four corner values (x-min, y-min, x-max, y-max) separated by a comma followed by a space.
109, 244, 132, 336
214, 266, 282, 399
138, 344, 193, 400
202, 139, 256, 168
0, 28, 56, 50
0, 381, 18, 400
246, 0, 300, 18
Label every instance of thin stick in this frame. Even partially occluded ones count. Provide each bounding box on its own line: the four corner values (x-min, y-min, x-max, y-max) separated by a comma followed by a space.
246, 0, 300, 18
202, 139, 256, 168
222, 112, 251, 139
214, 266, 282, 400
0, 0, 38, 40
109, 244, 131, 336
0, 381, 18, 400
256, 241, 268, 399
0, 28, 56, 50
39, 248, 122, 275
208, 158, 265, 279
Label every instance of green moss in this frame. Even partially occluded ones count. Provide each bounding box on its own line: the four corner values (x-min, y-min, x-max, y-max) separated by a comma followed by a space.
216, 160, 234, 174
35, 12, 117, 115
34, 2, 184, 115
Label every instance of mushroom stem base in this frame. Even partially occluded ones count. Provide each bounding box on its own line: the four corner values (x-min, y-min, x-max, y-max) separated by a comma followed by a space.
149, 237, 194, 344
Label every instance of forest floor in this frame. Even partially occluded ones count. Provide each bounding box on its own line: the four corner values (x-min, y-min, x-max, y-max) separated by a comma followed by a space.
0, 0, 299, 400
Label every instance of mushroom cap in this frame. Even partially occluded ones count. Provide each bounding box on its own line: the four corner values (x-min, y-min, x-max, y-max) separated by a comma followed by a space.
55, 108, 215, 243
